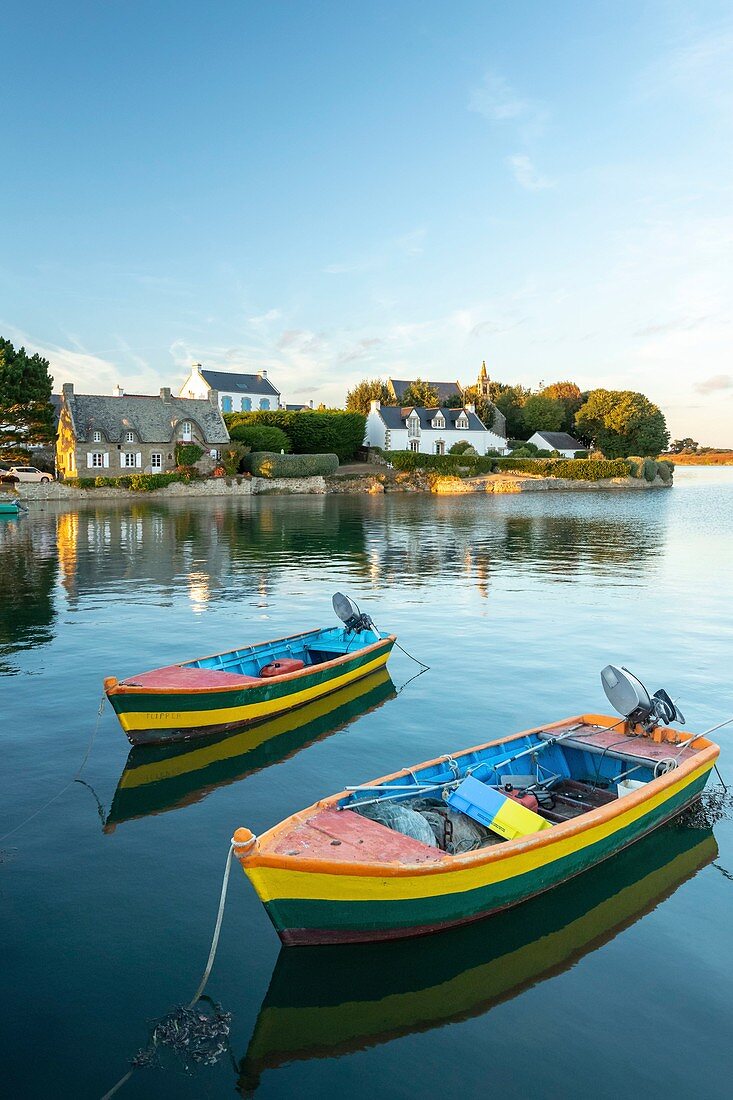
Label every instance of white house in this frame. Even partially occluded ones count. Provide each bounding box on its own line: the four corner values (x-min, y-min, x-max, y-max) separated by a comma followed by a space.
526, 431, 586, 458
365, 400, 509, 456
180, 362, 281, 414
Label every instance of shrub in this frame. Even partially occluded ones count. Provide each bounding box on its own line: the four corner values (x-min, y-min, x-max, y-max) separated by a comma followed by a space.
535, 449, 553, 458
386, 451, 496, 476
642, 458, 658, 482
228, 423, 292, 453
175, 442, 204, 466
248, 452, 340, 478
508, 447, 535, 458
221, 443, 249, 475
93, 476, 133, 488
510, 440, 538, 454
573, 450, 589, 459
657, 459, 674, 482
492, 457, 631, 480
129, 473, 181, 491
449, 440, 474, 455
226, 410, 365, 461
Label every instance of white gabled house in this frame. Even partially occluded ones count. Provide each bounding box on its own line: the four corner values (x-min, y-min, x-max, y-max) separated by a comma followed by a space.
365, 400, 509, 456
525, 431, 586, 458
180, 362, 281, 414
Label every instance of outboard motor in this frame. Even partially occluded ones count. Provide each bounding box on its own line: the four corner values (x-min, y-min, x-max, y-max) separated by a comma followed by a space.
332, 592, 377, 636
601, 665, 685, 732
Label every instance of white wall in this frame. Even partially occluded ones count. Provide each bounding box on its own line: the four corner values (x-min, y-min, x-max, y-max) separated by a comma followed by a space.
365, 410, 508, 455
526, 432, 579, 458
179, 367, 279, 413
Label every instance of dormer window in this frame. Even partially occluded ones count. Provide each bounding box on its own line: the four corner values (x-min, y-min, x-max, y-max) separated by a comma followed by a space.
125, 430, 135, 443
432, 414, 445, 429
456, 413, 469, 429
407, 412, 420, 439
93, 431, 102, 443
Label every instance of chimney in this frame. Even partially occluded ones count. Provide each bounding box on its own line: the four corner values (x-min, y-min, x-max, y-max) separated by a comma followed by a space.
466, 403, 476, 414
208, 388, 219, 406
370, 398, 381, 412
309, 399, 314, 409
62, 382, 74, 397
160, 387, 171, 402
192, 362, 203, 374
112, 384, 124, 398
261, 369, 268, 378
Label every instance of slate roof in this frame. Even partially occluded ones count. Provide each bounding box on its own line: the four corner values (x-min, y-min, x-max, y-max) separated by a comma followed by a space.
378, 406, 489, 432
64, 394, 230, 445
389, 379, 462, 402
532, 431, 585, 450
200, 369, 280, 397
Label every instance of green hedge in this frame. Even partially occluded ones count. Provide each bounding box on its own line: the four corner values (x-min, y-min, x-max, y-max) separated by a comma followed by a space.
175, 442, 204, 466
386, 451, 497, 475
248, 452, 340, 478
65, 471, 201, 492
228, 424, 292, 453
387, 452, 634, 481
225, 410, 365, 461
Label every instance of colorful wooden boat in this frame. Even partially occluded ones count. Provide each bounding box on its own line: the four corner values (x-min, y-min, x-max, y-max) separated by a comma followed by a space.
104, 668, 395, 830
105, 595, 396, 745
233, 708, 718, 945
239, 822, 716, 1089
0, 498, 24, 516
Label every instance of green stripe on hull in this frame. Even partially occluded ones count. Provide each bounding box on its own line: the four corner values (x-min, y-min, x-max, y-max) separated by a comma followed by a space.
264, 769, 711, 938
109, 642, 392, 717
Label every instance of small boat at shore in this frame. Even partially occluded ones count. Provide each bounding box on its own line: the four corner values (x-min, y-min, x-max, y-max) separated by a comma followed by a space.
0, 498, 25, 516
105, 594, 396, 745
233, 666, 719, 945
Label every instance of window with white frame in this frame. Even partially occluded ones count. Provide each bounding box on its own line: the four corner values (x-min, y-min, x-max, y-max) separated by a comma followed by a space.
432, 414, 445, 429
150, 452, 162, 469
122, 452, 137, 468
435, 440, 445, 455
125, 430, 135, 443
93, 431, 102, 443
456, 413, 469, 429
210, 449, 221, 460
409, 439, 420, 452
407, 415, 420, 438
181, 421, 193, 440
90, 452, 104, 468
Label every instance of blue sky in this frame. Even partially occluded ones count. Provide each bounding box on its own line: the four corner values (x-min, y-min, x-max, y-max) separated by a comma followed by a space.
2, 1, 732, 443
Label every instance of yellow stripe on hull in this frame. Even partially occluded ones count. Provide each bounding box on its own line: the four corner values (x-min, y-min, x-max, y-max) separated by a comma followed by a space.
245, 761, 710, 905
118, 652, 390, 732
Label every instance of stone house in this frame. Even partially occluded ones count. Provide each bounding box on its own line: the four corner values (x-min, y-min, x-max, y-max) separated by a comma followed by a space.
179, 362, 281, 414
56, 384, 230, 479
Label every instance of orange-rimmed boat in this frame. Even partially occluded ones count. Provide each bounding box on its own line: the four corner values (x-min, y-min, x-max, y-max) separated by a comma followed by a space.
104, 594, 396, 746
233, 667, 719, 945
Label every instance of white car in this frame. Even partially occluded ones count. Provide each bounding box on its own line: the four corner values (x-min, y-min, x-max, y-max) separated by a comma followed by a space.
8, 465, 54, 483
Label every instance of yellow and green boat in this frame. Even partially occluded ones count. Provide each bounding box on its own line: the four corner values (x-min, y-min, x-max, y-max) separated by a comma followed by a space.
104, 668, 395, 830
234, 700, 718, 945
105, 594, 395, 745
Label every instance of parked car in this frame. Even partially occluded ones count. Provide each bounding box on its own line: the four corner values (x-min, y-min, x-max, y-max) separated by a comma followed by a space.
7, 466, 54, 483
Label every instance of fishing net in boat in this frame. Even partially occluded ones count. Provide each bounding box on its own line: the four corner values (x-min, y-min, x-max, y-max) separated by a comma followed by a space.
357, 802, 438, 847
413, 799, 492, 854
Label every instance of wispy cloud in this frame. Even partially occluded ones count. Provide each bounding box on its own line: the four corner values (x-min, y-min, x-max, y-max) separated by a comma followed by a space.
324, 227, 426, 276
507, 154, 554, 191
468, 72, 529, 121
695, 374, 733, 395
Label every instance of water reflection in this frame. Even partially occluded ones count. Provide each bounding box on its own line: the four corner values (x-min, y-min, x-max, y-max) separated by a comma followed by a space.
104, 669, 396, 831
0, 495, 668, 669
238, 823, 715, 1093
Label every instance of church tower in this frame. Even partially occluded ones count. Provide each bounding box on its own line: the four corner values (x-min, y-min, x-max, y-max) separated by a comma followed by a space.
477, 360, 490, 397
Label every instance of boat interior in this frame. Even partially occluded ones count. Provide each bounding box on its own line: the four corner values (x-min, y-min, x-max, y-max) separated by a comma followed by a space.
119, 627, 389, 690
186, 626, 388, 677
327, 719, 700, 857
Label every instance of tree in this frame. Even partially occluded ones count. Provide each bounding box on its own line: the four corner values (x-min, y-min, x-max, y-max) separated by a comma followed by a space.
540, 381, 583, 433
491, 383, 530, 438
522, 393, 565, 434
669, 437, 699, 454
0, 339, 55, 454
345, 378, 391, 415
400, 378, 439, 407
460, 385, 497, 430
575, 389, 669, 457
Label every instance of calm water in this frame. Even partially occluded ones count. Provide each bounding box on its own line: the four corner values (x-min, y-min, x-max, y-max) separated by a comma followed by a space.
2, 468, 732, 1099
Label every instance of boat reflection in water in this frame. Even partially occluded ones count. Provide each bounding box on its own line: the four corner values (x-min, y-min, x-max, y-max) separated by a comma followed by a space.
104, 668, 395, 831
239, 823, 716, 1093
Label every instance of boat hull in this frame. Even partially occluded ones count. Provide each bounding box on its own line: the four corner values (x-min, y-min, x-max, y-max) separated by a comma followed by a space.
241, 732, 716, 945
106, 635, 395, 745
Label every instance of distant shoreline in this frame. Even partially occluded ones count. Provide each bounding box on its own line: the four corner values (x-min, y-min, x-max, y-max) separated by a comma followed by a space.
664, 454, 733, 465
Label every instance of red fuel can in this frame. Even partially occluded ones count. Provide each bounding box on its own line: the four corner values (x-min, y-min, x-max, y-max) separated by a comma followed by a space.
259, 658, 305, 678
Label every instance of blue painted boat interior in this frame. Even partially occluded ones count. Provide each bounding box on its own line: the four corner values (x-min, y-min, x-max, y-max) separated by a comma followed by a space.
341, 733, 656, 815
185, 626, 389, 677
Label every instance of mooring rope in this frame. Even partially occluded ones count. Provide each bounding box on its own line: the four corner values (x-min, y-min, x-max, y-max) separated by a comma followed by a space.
394, 640, 430, 673
0, 693, 106, 845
